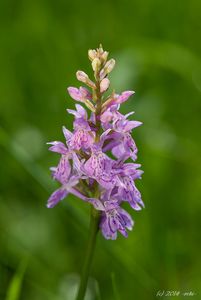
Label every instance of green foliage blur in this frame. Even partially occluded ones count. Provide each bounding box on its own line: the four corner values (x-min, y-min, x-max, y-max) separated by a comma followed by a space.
0, 0, 201, 299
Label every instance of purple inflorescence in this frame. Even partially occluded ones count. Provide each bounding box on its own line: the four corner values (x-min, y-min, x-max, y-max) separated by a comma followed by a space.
47, 45, 144, 239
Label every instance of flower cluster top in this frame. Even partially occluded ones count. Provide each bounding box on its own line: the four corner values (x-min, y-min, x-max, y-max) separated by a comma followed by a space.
47, 45, 144, 240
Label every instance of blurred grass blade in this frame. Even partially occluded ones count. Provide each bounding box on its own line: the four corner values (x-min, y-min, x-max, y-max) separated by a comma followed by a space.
94, 280, 102, 300
111, 272, 121, 300
5, 258, 28, 300
0, 127, 54, 191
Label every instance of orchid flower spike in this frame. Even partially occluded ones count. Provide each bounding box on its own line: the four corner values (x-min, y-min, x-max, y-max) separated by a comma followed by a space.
47, 44, 143, 240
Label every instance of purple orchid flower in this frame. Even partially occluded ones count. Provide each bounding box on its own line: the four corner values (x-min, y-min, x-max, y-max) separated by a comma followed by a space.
83, 147, 116, 189
100, 201, 134, 240
118, 176, 144, 210
47, 45, 143, 240
47, 175, 79, 208
101, 110, 142, 161
102, 90, 135, 110
87, 196, 134, 240
66, 104, 95, 150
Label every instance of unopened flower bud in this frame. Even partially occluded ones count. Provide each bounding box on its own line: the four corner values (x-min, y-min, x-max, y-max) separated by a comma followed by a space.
98, 44, 104, 53
76, 71, 89, 83
92, 58, 101, 72
76, 70, 96, 89
100, 59, 115, 80
88, 49, 97, 61
101, 51, 109, 63
67, 87, 82, 101
100, 78, 110, 93
105, 59, 115, 73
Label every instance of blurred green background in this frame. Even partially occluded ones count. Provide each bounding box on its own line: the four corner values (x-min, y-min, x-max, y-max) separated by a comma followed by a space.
0, 0, 201, 299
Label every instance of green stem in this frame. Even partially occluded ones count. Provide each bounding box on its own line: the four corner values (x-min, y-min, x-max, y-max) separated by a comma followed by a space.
76, 49, 103, 300
76, 206, 100, 300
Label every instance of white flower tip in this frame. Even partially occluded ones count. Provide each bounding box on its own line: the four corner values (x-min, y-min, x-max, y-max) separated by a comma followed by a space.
46, 141, 55, 145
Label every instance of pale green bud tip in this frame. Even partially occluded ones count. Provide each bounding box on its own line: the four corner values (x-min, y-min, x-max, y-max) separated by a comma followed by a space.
88, 45, 109, 64
102, 51, 109, 62
92, 58, 101, 72
105, 59, 115, 73
76, 70, 96, 89
100, 59, 116, 80
99, 44, 103, 52
88, 49, 97, 61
